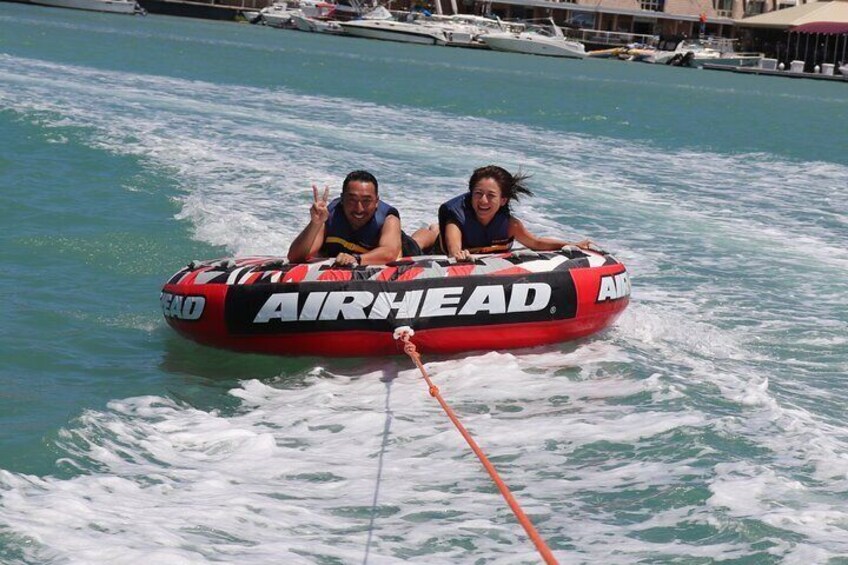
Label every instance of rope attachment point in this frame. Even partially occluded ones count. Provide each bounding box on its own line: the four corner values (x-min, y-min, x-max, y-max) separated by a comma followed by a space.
392, 326, 414, 340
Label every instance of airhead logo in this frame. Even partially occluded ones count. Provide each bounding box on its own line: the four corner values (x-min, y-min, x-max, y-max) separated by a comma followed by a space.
597, 272, 631, 302
161, 292, 206, 321
252, 282, 552, 323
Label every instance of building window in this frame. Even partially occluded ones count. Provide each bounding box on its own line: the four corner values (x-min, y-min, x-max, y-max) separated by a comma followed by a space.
640, 0, 664, 12
713, 0, 733, 16
567, 12, 596, 27
745, 0, 766, 15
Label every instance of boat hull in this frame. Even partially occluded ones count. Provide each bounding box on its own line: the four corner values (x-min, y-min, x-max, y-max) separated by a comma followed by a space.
292, 15, 342, 33
483, 34, 586, 59
161, 250, 630, 357
30, 0, 139, 14
339, 21, 446, 45
261, 11, 294, 28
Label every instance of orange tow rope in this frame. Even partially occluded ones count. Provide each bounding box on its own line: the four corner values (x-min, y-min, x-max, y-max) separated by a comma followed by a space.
393, 327, 559, 565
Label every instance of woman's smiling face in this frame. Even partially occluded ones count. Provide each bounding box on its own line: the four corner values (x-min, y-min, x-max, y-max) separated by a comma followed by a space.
470, 177, 507, 226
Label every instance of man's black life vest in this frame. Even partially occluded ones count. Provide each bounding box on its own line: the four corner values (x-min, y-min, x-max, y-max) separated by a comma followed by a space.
320, 198, 400, 256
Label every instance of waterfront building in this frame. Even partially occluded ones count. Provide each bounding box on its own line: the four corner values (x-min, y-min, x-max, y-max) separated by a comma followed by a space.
736, 0, 848, 68
440, 0, 817, 43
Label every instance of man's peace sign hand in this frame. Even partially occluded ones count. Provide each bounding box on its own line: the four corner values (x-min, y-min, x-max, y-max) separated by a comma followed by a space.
310, 184, 330, 225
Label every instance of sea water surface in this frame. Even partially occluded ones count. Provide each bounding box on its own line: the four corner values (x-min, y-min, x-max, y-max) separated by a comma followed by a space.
1, 4, 847, 563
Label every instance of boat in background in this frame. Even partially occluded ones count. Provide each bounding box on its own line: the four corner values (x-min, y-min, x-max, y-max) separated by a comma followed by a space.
567, 28, 658, 52
331, 0, 378, 21
259, 0, 339, 28
340, 19, 448, 45
30, 0, 144, 14
241, 9, 262, 23
415, 14, 521, 48
339, 7, 449, 45
259, 1, 297, 27
587, 43, 666, 63
291, 12, 342, 33
482, 19, 586, 59
646, 37, 764, 67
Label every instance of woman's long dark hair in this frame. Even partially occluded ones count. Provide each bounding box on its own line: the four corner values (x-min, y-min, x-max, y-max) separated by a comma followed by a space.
468, 165, 533, 212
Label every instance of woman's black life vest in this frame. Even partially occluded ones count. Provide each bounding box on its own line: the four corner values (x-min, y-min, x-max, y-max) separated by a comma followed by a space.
438, 193, 513, 254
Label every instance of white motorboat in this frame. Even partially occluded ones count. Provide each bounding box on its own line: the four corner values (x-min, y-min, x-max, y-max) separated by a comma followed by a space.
261, 0, 341, 28
241, 10, 262, 23
30, 0, 143, 14
482, 19, 586, 59
291, 13, 342, 33
646, 38, 764, 67
259, 1, 298, 27
332, 0, 377, 20
339, 16, 448, 45
416, 14, 520, 48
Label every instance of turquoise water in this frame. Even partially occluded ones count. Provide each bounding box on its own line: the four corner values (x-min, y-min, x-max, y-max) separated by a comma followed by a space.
2, 3, 847, 562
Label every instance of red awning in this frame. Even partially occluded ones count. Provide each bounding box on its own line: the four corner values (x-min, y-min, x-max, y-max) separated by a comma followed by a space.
791, 21, 848, 34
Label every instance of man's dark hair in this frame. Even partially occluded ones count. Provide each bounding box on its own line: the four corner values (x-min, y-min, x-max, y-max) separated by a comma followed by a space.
342, 170, 379, 195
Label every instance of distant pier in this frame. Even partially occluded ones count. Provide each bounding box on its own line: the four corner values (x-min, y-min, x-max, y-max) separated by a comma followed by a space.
703, 62, 848, 82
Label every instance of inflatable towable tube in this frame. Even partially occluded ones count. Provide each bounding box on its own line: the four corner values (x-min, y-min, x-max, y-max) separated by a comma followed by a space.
161, 248, 630, 357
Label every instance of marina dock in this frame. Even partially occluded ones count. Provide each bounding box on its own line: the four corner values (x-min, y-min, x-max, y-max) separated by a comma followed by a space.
703, 62, 848, 82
